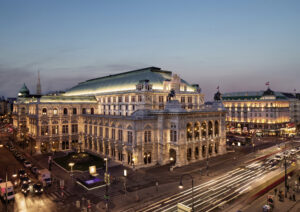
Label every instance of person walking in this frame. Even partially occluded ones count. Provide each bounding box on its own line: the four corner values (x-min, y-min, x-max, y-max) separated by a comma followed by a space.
274, 188, 277, 196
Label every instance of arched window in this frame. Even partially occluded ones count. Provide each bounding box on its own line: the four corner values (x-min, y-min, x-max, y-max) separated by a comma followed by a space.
208, 121, 213, 136
194, 122, 200, 140
91, 108, 94, 115
215, 121, 219, 136
82, 108, 86, 114
186, 123, 193, 141
201, 122, 207, 138
187, 148, 192, 161
63, 108, 68, 115
53, 108, 58, 115
144, 152, 152, 164
42, 108, 47, 115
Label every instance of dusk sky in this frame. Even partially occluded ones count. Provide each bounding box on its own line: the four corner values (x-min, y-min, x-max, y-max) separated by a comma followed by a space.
0, 0, 299, 100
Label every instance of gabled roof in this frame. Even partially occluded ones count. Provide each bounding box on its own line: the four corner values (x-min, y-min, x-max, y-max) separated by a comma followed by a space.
64, 67, 194, 96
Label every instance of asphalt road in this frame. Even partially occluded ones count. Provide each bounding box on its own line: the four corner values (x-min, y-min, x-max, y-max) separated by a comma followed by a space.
135, 145, 299, 212
0, 142, 66, 212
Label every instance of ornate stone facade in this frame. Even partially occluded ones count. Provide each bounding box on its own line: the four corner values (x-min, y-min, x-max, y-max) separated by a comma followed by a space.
12, 67, 226, 168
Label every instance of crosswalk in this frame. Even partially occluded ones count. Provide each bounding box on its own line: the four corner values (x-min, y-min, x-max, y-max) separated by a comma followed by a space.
46, 189, 73, 201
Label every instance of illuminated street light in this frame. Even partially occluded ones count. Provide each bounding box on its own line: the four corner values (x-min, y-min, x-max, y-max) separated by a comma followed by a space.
69, 162, 75, 176
178, 174, 194, 211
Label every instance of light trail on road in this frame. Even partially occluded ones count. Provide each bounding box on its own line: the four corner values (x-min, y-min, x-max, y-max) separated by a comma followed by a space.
136, 158, 283, 212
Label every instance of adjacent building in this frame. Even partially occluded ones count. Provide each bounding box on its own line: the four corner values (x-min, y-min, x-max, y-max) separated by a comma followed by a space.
222, 88, 298, 136
12, 67, 226, 168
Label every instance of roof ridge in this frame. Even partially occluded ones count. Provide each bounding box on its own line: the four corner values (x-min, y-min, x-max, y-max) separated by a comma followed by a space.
80, 66, 169, 84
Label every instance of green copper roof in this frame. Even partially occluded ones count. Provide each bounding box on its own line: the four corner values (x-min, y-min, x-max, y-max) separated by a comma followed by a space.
222, 91, 288, 100
64, 67, 195, 96
19, 83, 29, 93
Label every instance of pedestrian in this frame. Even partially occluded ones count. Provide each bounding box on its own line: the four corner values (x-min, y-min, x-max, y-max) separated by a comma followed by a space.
293, 193, 296, 201
274, 188, 277, 196
287, 184, 290, 192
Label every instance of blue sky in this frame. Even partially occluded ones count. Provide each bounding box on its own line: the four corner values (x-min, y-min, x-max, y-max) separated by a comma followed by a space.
0, 0, 299, 100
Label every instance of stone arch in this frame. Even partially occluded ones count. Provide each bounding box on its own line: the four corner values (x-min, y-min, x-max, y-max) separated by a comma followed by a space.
169, 148, 176, 165
208, 121, 213, 136
127, 125, 133, 130
208, 143, 213, 155
144, 124, 152, 130
194, 122, 200, 140
187, 148, 192, 161
195, 147, 199, 159
186, 122, 193, 141
201, 122, 207, 138
214, 120, 219, 136
42, 108, 47, 115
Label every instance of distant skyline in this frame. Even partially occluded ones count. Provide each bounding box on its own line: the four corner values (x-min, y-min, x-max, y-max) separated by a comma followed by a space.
0, 0, 299, 100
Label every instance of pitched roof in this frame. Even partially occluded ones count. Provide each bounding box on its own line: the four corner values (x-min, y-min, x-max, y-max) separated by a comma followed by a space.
222, 91, 288, 100
64, 67, 194, 96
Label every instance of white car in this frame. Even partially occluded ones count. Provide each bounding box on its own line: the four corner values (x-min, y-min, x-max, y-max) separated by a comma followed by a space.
24, 161, 32, 168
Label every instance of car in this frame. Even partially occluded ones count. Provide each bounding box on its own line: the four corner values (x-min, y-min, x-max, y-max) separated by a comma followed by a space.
18, 169, 27, 178
20, 176, 31, 185
23, 161, 32, 168
21, 183, 30, 196
31, 166, 38, 175
33, 183, 43, 194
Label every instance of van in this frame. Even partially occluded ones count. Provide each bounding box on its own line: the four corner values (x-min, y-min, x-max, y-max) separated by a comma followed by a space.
37, 169, 51, 186
0, 181, 15, 201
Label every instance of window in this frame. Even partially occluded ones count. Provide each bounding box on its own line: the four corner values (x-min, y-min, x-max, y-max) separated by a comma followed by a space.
144, 152, 152, 164
108, 97, 111, 103
159, 96, 164, 103
125, 96, 129, 102
72, 124, 78, 133
42, 108, 47, 115
118, 129, 123, 141
105, 128, 109, 138
53, 108, 58, 115
118, 96, 122, 103
62, 125, 69, 134
144, 131, 151, 142
82, 108, 86, 114
111, 129, 115, 140
94, 126, 97, 136
181, 97, 185, 103
84, 125, 87, 133
73, 108, 77, 115
52, 126, 59, 135
89, 125, 92, 134
188, 97, 192, 103
170, 124, 177, 142
41, 126, 48, 136
91, 108, 94, 114
138, 95, 142, 102
99, 127, 103, 137
113, 97, 116, 103
128, 131, 133, 144
131, 96, 136, 102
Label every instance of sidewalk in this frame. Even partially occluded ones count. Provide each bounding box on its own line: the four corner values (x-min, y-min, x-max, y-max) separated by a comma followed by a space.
241, 171, 300, 212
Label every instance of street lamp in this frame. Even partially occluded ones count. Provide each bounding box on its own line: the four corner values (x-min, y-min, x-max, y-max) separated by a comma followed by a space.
104, 157, 109, 211
68, 162, 75, 176
132, 157, 135, 170
124, 169, 127, 195
178, 174, 194, 211
284, 155, 287, 198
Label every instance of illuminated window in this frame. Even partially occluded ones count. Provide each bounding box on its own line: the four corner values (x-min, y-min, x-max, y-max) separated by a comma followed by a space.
53, 108, 58, 115
42, 108, 47, 115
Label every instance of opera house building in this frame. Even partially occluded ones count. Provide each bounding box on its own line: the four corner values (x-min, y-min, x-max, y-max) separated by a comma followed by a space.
12, 67, 226, 168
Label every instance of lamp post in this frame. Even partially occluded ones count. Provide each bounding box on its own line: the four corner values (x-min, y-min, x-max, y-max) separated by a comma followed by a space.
104, 157, 109, 211
69, 162, 75, 176
123, 169, 127, 195
132, 157, 135, 170
178, 174, 194, 212
284, 155, 287, 198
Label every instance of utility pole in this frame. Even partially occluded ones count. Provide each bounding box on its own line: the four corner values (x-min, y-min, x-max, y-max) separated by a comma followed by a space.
5, 167, 8, 212
104, 158, 110, 211
284, 156, 287, 198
